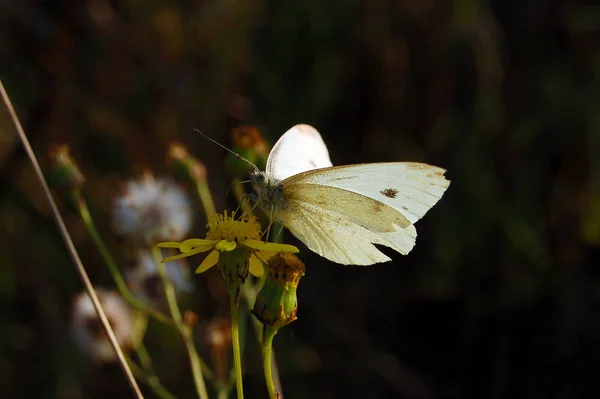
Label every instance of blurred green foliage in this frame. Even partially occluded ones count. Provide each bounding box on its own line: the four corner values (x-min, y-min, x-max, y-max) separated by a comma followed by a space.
1, 0, 600, 398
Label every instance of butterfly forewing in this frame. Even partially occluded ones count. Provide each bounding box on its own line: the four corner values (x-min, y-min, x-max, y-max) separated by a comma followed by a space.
283, 162, 449, 224
266, 124, 333, 181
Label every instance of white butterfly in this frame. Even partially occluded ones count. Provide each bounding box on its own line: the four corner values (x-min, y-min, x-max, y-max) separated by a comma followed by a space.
249, 124, 450, 265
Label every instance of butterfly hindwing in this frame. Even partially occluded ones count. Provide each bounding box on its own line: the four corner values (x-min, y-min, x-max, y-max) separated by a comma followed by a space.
276, 182, 417, 265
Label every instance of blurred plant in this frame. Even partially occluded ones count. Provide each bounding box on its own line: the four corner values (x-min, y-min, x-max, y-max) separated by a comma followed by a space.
226, 126, 270, 177
71, 289, 178, 399
2, 81, 143, 396
113, 172, 193, 246
167, 142, 216, 219
71, 289, 135, 363
152, 239, 209, 399
48, 145, 86, 204
126, 249, 194, 310
109, 172, 210, 398
46, 151, 172, 323
205, 318, 233, 398
47, 146, 211, 398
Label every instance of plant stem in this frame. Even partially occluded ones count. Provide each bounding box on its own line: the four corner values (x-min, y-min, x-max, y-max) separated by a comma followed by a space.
229, 286, 245, 399
126, 352, 177, 399
196, 180, 217, 219
76, 196, 172, 325
217, 386, 229, 399
262, 326, 278, 399
152, 245, 209, 399
242, 282, 284, 396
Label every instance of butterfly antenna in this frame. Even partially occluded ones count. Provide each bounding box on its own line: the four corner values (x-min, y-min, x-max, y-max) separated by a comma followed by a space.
194, 128, 260, 173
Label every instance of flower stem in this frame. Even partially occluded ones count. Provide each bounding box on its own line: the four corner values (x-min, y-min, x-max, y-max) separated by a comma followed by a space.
132, 344, 177, 399
195, 180, 217, 219
76, 195, 172, 325
126, 352, 177, 399
152, 245, 209, 399
242, 282, 284, 396
229, 286, 245, 399
262, 326, 279, 399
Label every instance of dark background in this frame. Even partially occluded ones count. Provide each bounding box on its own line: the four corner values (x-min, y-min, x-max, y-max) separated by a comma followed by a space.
1, 0, 600, 398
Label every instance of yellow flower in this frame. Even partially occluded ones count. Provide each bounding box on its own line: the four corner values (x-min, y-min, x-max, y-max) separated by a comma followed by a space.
158, 211, 298, 283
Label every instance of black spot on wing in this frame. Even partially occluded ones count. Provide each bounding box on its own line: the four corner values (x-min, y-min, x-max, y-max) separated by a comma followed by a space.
380, 188, 398, 198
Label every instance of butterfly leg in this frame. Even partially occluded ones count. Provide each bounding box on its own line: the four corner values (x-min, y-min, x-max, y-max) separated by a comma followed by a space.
261, 206, 278, 242
234, 192, 259, 218
272, 221, 285, 243
249, 194, 260, 212
263, 208, 273, 241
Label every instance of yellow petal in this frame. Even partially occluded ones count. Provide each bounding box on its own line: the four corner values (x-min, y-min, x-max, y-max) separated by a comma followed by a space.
195, 250, 219, 274
249, 254, 264, 277
243, 239, 299, 253
215, 240, 237, 252
258, 251, 277, 261
180, 239, 219, 253
254, 251, 276, 266
157, 242, 183, 249
162, 245, 213, 263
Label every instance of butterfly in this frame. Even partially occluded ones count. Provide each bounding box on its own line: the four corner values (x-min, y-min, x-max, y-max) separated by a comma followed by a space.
249, 124, 450, 265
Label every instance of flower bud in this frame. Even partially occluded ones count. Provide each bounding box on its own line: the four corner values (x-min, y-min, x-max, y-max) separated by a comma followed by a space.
167, 142, 207, 184
48, 145, 85, 195
216, 244, 253, 288
252, 253, 305, 329
183, 310, 198, 327
226, 126, 269, 177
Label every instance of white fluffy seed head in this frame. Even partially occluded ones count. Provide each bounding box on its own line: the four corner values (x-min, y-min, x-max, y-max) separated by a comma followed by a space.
70, 290, 134, 363
125, 249, 193, 309
112, 172, 193, 245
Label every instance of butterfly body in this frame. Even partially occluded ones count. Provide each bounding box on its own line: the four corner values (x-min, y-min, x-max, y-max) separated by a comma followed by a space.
251, 172, 288, 214
250, 124, 450, 265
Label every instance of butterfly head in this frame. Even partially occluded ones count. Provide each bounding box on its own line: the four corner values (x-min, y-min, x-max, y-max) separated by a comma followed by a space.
251, 171, 288, 214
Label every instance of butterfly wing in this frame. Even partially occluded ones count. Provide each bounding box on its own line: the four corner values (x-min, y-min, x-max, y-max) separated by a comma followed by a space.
276, 183, 417, 265
266, 124, 333, 181
283, 162, 450, 224
273, 162, 449, 265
